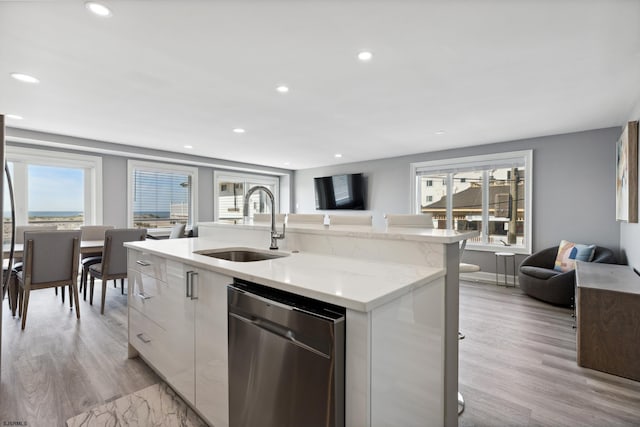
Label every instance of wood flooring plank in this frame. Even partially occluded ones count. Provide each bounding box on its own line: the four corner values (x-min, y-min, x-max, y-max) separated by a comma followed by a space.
0, 281, 159, 427
459, 281, 640, 427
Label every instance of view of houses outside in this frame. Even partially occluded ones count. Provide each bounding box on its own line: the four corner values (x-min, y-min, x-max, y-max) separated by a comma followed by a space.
217, 180, 275, 222
420, 167, 525, 246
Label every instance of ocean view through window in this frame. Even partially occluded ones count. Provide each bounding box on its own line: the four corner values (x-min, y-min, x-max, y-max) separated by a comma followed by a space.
128, 160, 198, 230
3, 147, 102, 241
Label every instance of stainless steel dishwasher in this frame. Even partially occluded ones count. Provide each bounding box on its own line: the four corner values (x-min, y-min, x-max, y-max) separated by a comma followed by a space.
228, 279, 345, 427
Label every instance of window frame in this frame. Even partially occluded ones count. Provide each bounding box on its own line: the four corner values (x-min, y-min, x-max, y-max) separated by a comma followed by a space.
213, 171, 280, 221
410, 150, 533, 254
127, 160, 198, 230
6, 146, 103, 226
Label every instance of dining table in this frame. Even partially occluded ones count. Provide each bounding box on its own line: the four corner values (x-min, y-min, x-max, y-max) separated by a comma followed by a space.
3, 239, 104, 260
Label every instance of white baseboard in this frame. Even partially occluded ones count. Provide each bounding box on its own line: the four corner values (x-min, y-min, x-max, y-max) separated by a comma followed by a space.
461, 271, 519, 287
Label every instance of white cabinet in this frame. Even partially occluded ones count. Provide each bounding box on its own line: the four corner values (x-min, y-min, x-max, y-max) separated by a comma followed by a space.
194, 269, 230, 427
128, 249, 230, 427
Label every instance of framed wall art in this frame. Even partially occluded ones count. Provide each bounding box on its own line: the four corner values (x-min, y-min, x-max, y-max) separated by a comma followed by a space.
616, 120, 639, 222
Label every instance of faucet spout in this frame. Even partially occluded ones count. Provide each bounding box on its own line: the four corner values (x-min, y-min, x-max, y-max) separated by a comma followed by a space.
244, 186, 285, 250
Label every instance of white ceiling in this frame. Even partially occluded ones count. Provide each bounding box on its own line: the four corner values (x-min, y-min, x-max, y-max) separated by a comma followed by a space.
1, 0, 640, 170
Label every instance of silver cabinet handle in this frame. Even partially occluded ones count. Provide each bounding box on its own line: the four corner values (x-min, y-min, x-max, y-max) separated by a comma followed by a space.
136, 260, 151, 266
136, 333, 151, 343
190, 271, 198, 300
137, 292, 152, 300
186, 271, 192, 297
186, 271, 199, 300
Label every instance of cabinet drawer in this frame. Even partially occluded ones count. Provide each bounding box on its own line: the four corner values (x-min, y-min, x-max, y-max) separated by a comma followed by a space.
129, 307, 171, 376
128, 268, 192, 331
128, 250, 167, 281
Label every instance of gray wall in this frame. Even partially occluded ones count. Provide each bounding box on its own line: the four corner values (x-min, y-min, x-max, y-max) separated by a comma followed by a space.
619, 97, 640, 269
294, 128, 621, 273
6, 128, 293, 228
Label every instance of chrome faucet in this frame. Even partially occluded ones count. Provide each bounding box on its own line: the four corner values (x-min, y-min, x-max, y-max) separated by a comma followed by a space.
243, 186, 285, 250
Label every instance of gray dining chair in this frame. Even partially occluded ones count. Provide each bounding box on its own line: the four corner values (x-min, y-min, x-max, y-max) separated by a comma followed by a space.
16, 230, 81, 330
9, 225, 58, 315
88, 228, 146, 314
169, 222, 186, 239
79, 225, 115, 301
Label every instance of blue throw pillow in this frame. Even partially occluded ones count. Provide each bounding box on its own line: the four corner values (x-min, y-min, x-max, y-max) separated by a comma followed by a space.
554, 240, 596, 273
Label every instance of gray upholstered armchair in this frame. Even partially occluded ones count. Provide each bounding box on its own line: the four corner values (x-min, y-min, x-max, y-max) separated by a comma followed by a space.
518, 245, 617, 306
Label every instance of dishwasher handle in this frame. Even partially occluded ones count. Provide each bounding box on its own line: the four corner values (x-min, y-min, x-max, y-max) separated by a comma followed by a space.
229, 311, 330, 359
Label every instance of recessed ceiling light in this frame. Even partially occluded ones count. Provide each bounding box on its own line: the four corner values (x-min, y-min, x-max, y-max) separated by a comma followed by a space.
284, 162, 290, 166
85, 2, 112, 17
357, 51, 373, 61
10, 73, 39, 84
233, 128, 246, 134
276, 85, 289, 93
6, 114, 23, 120
184, 145, 193, 149
334, 153, 343, 158
435, 130, 445, 135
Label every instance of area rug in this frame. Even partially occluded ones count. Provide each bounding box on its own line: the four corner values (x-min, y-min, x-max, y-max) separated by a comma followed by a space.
66, 383, 208, 427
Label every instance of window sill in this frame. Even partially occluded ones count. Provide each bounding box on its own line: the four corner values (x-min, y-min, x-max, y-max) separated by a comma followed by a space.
465, 244, 531, 256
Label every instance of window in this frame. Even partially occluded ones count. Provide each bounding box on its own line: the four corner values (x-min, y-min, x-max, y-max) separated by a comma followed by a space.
3, 147, 102, 240
411, 150, 532, 253
214, 171, 279, 222
128, 160, 198, 230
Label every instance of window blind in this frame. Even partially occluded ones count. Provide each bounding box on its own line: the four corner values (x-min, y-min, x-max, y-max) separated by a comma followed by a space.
133, 169, 191, 226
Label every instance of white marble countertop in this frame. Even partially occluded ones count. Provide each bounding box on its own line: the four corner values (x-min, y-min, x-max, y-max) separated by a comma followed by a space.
125, 237, 445, 311
198, 221, 479, 244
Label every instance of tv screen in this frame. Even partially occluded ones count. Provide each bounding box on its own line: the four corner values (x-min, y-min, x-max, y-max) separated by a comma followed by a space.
314, 173, 365, 210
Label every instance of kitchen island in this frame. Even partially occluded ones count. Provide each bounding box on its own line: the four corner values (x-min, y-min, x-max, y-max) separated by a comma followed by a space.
125, 223, 477, 427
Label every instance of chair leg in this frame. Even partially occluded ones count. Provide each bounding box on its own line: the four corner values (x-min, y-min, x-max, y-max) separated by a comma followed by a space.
61, 285, 65, 303
113, 280, 116, 288
55, 286, 58, 296
90, 276, 95, 305
10, 276, 18, 317
121, 278, 124, 295
72, 283, 81, 320
21, 288, 30, 330
69, 284, 73, 308
17, 286, 23, 317
83, 267, 89, 301
101, 280, 107, 315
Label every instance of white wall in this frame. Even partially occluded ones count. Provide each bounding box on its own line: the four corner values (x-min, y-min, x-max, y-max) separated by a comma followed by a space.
295, 128, 621, 273
619, 96, 640, 268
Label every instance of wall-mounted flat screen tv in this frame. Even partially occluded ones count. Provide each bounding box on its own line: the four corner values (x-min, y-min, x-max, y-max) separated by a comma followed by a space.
314, 173, 365, 210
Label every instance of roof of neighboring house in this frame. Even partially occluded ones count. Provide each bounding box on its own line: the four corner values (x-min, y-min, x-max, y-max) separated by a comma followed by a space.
423, 183, 524, 211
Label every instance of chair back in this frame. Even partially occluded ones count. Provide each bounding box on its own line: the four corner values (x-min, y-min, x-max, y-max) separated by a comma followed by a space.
253, 213, 286, 223
23, 230, 81, 284
329, 214, 373, 226
287, 214, 325, 224
385, 213, 434, 228
103, 228, 147, 276
80, 225, 114, 241
169, 223, 186, 239
15, 225, 57, 245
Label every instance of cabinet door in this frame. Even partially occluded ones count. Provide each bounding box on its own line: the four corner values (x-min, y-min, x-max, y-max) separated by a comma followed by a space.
195, 269, 231, 427
164, 261, 196, 404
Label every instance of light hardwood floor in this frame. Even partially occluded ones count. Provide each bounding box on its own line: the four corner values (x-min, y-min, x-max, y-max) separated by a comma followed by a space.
2, 280, 640, 426
459, 281, 640, 426
0, 282, 159, 427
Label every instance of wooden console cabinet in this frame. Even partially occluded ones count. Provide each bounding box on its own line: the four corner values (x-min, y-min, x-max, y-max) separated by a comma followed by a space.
575, 262, 640, 381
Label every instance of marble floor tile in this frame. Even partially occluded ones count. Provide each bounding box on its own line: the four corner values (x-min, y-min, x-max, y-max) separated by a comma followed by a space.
66, 383, 207, 427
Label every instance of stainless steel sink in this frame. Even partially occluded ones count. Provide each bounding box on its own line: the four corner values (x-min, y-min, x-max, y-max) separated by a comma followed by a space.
194, 248, 289, 262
